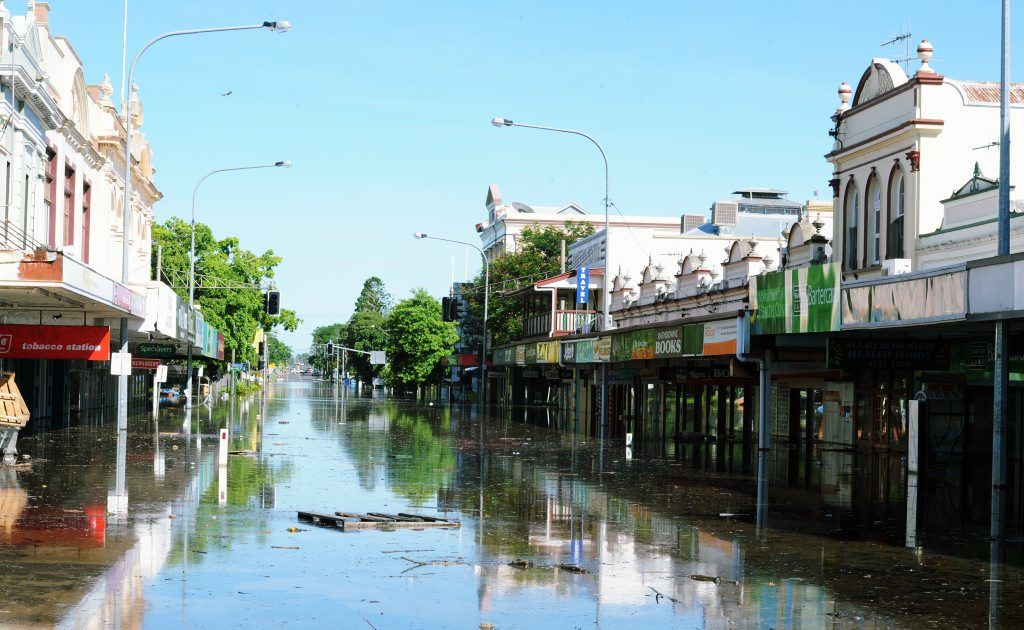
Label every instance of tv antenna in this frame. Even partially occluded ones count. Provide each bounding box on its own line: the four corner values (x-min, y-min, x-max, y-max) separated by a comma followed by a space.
882, 23, 913, 74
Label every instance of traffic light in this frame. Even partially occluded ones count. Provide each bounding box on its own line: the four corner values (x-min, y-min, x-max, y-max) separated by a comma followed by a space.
265, 290, 281, 315
326, 342, 334, 356
441, 297, 453, 322
454, 298, 467, 321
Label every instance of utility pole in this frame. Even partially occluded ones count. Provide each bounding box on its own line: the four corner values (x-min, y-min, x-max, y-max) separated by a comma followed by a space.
992, 0, 1011, 541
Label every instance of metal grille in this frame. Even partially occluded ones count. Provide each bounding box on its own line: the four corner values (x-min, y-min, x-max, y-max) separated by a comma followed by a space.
711, 202, 738, 226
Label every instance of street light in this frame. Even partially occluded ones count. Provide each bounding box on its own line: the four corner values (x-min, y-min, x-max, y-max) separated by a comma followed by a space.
415, 233, 489, 411
116, 19, 290, 431
491, 117, 612, 449
184, 161, 292, 409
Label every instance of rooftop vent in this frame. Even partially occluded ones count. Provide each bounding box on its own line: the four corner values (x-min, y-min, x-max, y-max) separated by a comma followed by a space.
711, 202, 738, 227
681, 214, 705, 233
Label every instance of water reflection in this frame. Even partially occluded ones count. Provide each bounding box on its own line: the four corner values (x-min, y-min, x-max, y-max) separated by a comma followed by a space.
1, 380, 1023, 628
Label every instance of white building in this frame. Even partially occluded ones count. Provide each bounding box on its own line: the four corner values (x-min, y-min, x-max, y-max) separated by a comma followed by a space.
827, 39, 1024, 276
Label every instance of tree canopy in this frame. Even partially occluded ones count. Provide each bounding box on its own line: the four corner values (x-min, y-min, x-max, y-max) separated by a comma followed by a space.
151, 217, 300, 365
463, 221, 594, 347
383, 289, 457, 388
267, 336, 292, 366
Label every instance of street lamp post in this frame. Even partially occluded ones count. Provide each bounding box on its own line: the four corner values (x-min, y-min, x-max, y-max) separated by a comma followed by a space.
414, 233, 489, 410
490, 117, 611, 446
184, 161, 291, 409
116, 19, 290, 431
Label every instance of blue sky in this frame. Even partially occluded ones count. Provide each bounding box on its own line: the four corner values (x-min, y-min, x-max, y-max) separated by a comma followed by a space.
28, 1, 1009, 351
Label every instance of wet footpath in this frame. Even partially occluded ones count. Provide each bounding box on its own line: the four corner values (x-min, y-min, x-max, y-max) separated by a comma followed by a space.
1, 377, 1023, 629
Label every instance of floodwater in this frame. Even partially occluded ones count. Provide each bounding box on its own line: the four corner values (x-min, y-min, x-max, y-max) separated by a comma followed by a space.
1, 377, 1023, 629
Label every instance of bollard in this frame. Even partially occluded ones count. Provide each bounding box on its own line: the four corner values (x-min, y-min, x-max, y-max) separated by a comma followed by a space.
218, 428, 228, 467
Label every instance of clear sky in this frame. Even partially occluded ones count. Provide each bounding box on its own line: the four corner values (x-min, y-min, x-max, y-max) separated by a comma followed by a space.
25, 0, 1010, 351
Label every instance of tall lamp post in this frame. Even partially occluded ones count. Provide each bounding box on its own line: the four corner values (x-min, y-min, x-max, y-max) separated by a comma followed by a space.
414, 233, 489, 410
117, 19, 290, 430
184, 161, 292, 409
490, 117, 611, 442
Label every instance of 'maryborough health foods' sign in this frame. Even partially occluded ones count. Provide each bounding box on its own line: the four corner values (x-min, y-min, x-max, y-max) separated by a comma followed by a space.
0, 324, 110, 360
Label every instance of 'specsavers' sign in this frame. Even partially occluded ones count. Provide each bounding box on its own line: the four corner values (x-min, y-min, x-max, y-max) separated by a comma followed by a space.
0, 324, 110, 361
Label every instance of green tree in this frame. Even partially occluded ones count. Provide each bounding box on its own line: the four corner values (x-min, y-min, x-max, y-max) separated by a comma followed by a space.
384, 289, 457, 388
345, 277, 391, 383
463, 221, 594, 347
309, 322, 347, 373
267, 335, 292, 366
151, 217, 300, 365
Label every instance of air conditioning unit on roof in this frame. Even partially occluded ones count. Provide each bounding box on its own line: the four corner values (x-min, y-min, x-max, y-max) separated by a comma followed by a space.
882, 258, 911, 276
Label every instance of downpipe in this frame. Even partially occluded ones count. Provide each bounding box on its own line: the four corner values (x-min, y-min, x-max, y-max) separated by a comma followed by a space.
735, 313, 770, 453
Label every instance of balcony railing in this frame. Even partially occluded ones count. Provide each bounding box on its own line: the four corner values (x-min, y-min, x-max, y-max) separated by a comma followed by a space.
554, 310, 600, 336
524, 312, 551, 338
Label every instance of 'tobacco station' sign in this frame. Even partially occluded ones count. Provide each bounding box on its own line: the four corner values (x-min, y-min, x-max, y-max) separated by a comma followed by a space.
0, 324, 110, 361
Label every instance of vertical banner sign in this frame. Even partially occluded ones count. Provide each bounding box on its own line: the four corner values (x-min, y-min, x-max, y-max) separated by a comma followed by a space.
576, 267, 589, 305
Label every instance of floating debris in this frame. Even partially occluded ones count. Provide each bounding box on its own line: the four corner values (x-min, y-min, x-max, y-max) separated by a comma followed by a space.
689, 574, 740, 586
297, 510, 461, 531
508, 559, 534, 570
558, 564, 589, 574
271, 545, 300, 550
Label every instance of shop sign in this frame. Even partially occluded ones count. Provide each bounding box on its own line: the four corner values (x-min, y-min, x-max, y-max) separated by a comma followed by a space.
751, 262, 841, 334
674, 363, 733, 381
0, 324, 110, 361
612, 327, 684, 362
595, 337, 611, 362
515, 345, 526, 366
176, 302, 190, 341
112, 284, 133, 311
827, 338, 950, 370
536, 341, 559, 364
524, 344, 538, 364
683, 321, 738, 356
561, 341, 577, 363
132, 357, 161, 370
493, 347, 516, 366
136, 342, 175, 358
842, 269, 965, 328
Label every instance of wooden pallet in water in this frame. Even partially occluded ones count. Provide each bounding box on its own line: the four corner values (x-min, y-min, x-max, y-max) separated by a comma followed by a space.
297, 510, 460, 531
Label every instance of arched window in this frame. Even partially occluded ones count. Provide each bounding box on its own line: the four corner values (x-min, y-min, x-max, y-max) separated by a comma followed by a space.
888, 167, 905, 259
844, 182, 859, 269
866, 174, 882, 264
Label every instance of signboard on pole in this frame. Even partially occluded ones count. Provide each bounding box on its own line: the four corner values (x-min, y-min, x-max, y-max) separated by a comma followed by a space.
370, 351, 387, 365
576, 267, 589, 305
0, 324, 110, 361
156, 364, 168, 383
110, 352, 132, 376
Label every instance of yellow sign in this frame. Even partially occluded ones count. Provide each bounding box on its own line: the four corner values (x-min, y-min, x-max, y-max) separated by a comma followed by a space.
536, 341, 560, 364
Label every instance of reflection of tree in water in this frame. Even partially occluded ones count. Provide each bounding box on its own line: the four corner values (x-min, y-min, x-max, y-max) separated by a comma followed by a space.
165, 452, 292, 566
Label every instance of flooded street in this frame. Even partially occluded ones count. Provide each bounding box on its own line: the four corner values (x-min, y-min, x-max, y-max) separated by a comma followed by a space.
2, 377, 1023, 629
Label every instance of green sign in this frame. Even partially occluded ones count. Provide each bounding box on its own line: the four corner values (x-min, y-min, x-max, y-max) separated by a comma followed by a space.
751, 262, 840, 335
612, 327, 684, 362
136, 342, 175, 358
493, 347, 516, 366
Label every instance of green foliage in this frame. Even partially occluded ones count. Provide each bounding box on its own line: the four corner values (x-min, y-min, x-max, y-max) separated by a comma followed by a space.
353, 276, 392, 315
234, 379, 262, 395
151, 217, 301, 365
383, 289, 457, 387
267, 335, 292, 365
464, 221, 595, 347
307, 277, 391, 381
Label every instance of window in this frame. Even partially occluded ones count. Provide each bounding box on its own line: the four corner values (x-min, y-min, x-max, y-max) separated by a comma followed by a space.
844, 182, 859, 269
44, 148, 56, 248
81, 181, 91, 264
63, 164, 75, 247
888, 168, 905, 259
867, 175, 881, 264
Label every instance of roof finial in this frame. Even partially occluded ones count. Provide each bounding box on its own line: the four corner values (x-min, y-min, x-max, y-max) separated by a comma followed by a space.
917, 39, 934, 75
974, 161, 981, 178
837, 81, 852, 113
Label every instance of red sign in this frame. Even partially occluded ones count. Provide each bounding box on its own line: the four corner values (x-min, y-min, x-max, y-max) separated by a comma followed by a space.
132, 357, 162, 370
112, 284, 133, 311
0, 324, 109, 361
